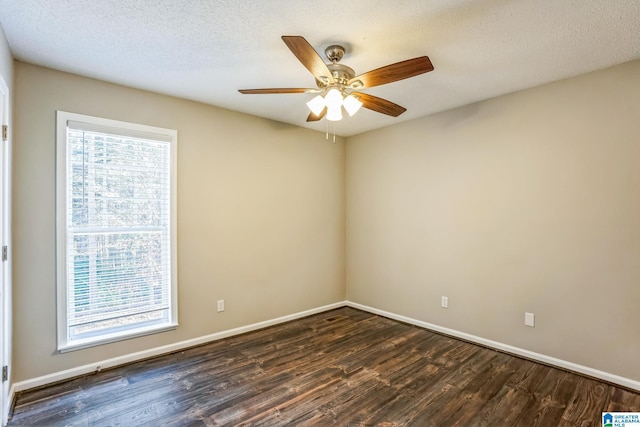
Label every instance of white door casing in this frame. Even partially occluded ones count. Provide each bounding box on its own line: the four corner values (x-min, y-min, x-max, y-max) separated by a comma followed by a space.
0, 72, 11, 427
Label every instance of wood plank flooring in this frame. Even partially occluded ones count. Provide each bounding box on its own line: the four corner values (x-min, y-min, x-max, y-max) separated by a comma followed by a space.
9, 307, 640, 426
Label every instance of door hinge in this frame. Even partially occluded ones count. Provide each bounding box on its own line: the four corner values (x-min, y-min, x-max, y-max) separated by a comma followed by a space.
2, 366, 7, 382
1, 125, 6, 141
1, 246, 6, 262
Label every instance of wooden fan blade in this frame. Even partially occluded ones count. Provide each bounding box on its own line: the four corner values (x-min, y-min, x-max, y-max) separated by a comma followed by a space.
306, 107, 327, 122
348, 56, 434, 89
282, 36, 334, 85
355, 92, 407, 117
238, 88, 316, 94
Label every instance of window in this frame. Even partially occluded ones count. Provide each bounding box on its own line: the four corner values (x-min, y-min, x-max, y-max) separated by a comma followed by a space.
56, 111, 177, 352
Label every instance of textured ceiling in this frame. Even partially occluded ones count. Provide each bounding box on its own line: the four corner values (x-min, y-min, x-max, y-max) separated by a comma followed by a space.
0, 0, 639, 136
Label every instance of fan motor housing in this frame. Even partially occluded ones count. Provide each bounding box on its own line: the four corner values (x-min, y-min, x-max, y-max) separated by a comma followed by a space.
313, 44, 355, 87
320, 63, 355, 87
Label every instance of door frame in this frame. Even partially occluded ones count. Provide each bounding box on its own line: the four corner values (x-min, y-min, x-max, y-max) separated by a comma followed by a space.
0, 71, 11, 426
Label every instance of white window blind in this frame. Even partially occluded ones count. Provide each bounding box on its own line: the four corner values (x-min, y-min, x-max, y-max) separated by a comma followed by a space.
56, 111, 178, 351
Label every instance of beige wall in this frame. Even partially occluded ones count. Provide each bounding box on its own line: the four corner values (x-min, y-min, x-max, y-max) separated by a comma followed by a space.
346, 60, 640, 381
13, 62, 346, 381
12, 56, 640, 385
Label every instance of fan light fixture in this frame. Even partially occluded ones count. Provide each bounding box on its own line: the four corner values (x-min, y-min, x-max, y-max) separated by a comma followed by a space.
343, 95, 363, 116
306, 89, 363, 121
306, 95, 325, 116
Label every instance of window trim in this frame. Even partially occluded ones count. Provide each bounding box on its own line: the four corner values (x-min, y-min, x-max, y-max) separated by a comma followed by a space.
56, 111, 178, 352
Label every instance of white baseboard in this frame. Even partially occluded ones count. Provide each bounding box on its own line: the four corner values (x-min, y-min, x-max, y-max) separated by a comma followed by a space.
10, 301, 346, 396
346, 301, 640, 392
10, 298, 640, 405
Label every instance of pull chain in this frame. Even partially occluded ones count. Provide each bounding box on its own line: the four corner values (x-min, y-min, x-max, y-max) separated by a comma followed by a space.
325, 118, 329, 141
324, 120, 337, 143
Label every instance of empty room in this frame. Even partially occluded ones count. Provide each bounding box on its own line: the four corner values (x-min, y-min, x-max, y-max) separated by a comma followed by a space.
0, 1, 639, 426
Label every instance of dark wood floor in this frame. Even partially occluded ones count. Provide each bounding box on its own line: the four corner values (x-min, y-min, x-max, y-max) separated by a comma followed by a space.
9, 307, 640, 426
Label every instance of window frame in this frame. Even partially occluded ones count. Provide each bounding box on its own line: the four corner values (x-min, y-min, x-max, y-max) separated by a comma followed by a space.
56, 111, 178, 352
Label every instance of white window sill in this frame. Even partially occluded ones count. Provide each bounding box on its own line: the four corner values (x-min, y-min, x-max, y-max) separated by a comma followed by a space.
58, 322, 178, 353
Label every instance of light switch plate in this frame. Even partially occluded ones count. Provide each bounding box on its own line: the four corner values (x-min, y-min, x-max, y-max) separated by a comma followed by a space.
525, 312, 535, 327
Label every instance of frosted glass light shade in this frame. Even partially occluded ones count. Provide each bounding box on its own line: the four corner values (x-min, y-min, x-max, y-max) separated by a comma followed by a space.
324, 88, 343, 110
343, 95, 363, 116
326, 105, 343, 121
306, 95, 325, 116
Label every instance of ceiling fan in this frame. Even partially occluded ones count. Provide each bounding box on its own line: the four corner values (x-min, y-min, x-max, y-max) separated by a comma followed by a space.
239, 36, 434, 122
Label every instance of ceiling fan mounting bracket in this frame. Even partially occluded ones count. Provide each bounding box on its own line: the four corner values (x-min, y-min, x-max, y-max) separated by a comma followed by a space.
325, 45, 345, 63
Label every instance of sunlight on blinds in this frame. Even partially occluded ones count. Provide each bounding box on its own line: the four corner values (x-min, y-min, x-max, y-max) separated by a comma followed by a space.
58, 113, 177, 350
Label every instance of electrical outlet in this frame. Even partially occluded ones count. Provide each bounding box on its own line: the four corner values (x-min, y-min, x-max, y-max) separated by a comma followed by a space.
217, 300, 225, 312
525, 312, 535, 327
441, 296, 448, 309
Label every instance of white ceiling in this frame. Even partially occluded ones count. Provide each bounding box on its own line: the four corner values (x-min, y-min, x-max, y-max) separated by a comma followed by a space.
0, 0, 639, 137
